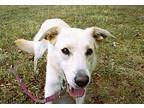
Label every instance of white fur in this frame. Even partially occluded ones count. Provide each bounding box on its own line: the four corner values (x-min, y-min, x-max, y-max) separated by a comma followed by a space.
15, 18, 112, 104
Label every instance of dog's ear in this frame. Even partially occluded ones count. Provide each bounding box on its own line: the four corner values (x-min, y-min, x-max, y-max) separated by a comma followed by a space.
85, 27, 114, 43
39, 26, 60, 44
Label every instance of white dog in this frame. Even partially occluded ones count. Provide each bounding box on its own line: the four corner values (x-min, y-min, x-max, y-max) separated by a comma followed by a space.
15, 18, 113, 104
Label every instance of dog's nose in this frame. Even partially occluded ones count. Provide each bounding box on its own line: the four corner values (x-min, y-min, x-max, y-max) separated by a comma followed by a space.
74, 71, 89, 88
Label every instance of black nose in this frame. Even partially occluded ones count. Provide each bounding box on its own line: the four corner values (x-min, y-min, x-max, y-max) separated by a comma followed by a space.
74, 72, 89, 88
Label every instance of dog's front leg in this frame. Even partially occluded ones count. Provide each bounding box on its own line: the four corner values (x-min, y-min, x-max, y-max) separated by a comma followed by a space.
76, 94, 85, 104
44, 64, 61, 104
75, 89, 86, 104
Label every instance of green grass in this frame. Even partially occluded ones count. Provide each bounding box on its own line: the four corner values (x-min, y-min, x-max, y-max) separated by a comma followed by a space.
0, 6, 144, 104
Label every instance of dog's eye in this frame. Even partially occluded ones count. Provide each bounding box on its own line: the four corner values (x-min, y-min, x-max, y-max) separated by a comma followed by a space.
61, 48, 70, 55
86, 48, 93, 56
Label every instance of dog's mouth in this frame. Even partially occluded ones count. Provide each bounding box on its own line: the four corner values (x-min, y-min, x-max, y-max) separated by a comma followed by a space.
68, 87, 85, 97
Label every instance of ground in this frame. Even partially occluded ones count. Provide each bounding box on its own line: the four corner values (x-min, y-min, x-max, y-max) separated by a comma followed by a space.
0, 6, 144, 104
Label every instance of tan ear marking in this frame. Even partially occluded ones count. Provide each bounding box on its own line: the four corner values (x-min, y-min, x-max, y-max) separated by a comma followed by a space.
93, 34, 104, 41
38, 26, 60, 45
44, 27, 59, 41
90, 27, 113, 43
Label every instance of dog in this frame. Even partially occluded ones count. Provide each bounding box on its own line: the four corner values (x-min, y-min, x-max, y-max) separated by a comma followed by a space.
15, 18, 113, 104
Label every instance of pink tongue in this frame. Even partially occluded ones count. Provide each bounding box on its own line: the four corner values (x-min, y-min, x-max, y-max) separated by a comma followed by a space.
69, 88, 85, 97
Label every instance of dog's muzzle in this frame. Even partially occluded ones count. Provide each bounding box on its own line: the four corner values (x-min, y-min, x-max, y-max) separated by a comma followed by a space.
74, 73, 89, 88
67, 70, 89, 98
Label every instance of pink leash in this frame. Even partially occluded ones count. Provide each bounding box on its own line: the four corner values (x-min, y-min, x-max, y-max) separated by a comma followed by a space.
11, 66, 65, 104
11, 66, 61, 104
15, 74, 38, 103
15, 74, 62, 103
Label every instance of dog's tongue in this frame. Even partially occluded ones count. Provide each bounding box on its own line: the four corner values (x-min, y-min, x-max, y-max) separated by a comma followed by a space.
69, 87, 85, 97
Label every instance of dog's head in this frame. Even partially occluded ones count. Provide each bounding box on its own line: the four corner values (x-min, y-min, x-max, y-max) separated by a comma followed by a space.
40, 26, 113, 97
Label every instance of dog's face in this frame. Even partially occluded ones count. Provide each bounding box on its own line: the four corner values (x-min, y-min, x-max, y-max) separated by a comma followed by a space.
55, 28, 96, 86
42, 27, 113, 97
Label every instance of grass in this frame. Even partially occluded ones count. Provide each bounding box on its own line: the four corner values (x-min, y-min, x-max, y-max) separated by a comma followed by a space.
0, 6, 144, 104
